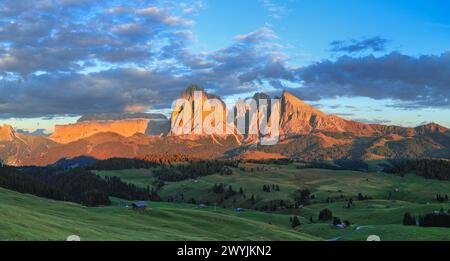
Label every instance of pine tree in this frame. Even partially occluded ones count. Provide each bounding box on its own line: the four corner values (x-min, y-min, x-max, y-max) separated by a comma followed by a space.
403, 212, 416, 226
291, 216, 301, 228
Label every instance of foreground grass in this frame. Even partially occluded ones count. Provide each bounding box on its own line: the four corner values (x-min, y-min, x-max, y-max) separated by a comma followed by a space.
0, 187, 317, 241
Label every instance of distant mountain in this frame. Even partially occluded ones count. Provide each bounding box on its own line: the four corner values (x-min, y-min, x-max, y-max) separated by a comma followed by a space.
0, 87, 449, 166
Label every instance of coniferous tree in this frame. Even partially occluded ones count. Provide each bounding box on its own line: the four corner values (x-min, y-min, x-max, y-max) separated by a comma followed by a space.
318, 208, 333, 221
403, 212, 416, 226
291, 216, 301, 228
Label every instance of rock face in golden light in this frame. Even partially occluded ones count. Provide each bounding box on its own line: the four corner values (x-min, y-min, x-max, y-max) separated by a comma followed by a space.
169, 85, 243, 144
50, 119, 150, 144
1, 87, 450, 166
0, 124, 15, 142
170, 85, 228, 135
279, 91, 376, 137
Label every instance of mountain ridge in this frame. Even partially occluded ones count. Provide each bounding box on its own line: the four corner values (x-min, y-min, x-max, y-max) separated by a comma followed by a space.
1, 87, 449, 166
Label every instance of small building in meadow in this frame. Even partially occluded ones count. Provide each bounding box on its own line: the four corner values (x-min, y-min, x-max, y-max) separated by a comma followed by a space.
197, 204, 207, 209
131, 201, 147, 210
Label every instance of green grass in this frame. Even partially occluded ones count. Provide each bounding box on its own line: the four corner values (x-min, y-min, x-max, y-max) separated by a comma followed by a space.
96, 169, 157, 188
95, 163, 450, 241
0, 187, 317, 241
4, 163, 450, 241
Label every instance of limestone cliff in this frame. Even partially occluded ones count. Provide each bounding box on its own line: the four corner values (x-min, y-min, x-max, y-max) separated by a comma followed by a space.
279, 91, 377, 137
0, 124, 15, 141
50, 119, 150, 144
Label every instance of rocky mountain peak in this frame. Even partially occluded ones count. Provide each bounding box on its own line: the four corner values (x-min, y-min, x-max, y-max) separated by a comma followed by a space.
415, 122, 449, 134
179, 85, 222, 102
0, 124, 15, 141
281, 91, 324, 115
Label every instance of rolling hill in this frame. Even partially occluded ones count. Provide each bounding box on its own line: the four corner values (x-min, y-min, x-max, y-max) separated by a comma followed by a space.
0, 187, 317, 241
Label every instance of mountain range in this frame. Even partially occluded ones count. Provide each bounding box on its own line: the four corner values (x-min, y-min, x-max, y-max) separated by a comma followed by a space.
1, 86, 449, 166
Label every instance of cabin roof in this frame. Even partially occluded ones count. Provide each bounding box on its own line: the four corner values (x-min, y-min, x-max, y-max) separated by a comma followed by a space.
132, 201, 147, 207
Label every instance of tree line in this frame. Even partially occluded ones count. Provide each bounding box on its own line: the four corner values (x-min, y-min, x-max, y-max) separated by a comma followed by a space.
385, 158, 450, 180
0, 165, 159, 207
403, 209, 450, 228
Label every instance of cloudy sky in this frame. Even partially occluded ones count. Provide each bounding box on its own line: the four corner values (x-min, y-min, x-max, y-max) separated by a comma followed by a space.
1, 0, 450, 133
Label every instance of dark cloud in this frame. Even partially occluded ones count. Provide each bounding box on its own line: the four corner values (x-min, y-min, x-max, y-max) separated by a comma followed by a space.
294, 51, 450, 108
329, 36, 390, 53
0, 0, 301, 118
0, 1, 448, 119
16, 128, 50, 136
0, 69, 193, 117
0, 0, 194, 75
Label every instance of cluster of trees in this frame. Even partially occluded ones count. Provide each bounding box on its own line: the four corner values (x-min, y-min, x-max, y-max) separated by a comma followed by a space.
419, 211, 450, 227
318, 208, 333, 221
323, 192, 370, 205
0, 165, 159, 207
89, 158, 160, 170
385, 158, 450, 180
29, 168, 160, 206
262, 184, 280, 192
345, 198, 354, 209
291, 216, 301, 228
0, 165, 67, 202
142, 154, 192, 164
211, 183, 241, 202
403, 210, 450, 228
153, 160, 233, 182
256, 199, 292, 211
245, 158, 293, 165
315, 208, 350, 226
436, 193, 449, 202
403, 212, 416, 226
357, 193, 372, 201
293, 188, 312, 206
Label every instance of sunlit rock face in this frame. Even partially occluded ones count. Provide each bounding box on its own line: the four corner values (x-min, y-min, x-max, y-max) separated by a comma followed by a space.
50, 119, 151, 144
1, 87, 450, 166
0, 124, 15, 142
279, 91, 377, 137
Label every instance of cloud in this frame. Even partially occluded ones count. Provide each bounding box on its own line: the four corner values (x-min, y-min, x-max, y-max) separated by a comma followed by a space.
0, 23, 298, 117
294, 51, 450, 108
260, 0, 286, 19
329, 36, 390, 54
15, 128, 50, 136
0, 0, 195, 76
351, 118, 392, 125
335, 113, 355, 117
1, 0, 449, 119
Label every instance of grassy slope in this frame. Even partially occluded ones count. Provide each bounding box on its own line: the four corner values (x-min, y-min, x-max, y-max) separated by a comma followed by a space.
97, 164, 450, 240
98, 164, 450, 206
0, 187, 317, 241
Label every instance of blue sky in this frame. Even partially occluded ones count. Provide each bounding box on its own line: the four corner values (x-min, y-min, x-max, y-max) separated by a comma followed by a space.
0, 0, 449, 133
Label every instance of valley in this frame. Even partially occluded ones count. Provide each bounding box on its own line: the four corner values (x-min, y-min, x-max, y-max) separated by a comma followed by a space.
1, 161, 449, 241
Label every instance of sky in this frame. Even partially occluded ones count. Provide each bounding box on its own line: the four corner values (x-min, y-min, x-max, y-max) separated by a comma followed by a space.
0, 0, 449, 134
